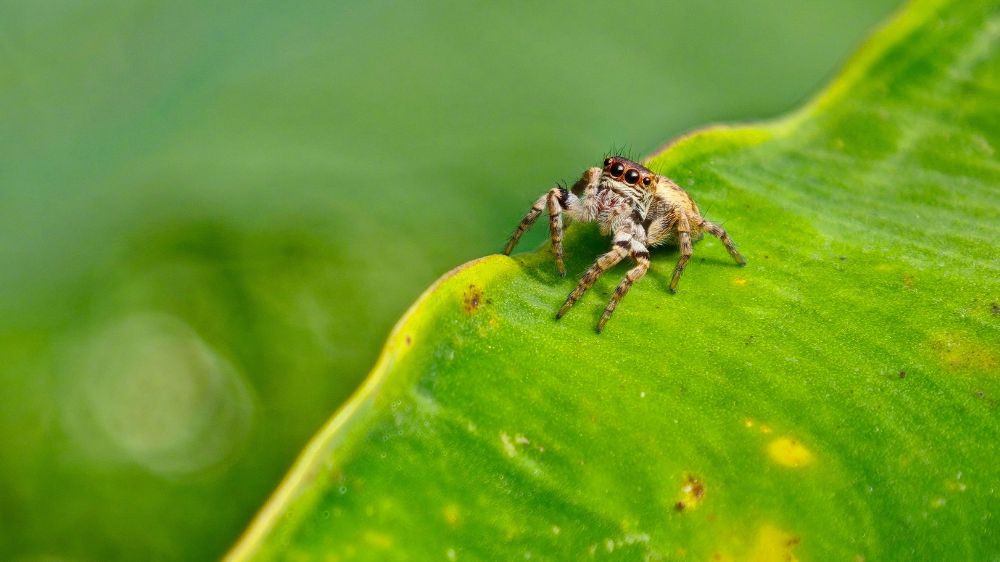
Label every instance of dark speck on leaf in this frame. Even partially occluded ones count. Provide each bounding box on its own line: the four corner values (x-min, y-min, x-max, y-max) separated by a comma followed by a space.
463, 284, 482, 313
991, 302, 1000, 315
898, 370, 906, 379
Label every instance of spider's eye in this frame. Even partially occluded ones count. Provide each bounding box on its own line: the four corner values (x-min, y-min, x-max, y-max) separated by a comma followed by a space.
603, 158, 612, 168
624, 169, 640, 185
642, 176, 651, 187
610, 163, 625, 177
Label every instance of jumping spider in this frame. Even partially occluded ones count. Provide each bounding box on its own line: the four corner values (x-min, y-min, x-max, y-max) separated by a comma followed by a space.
503, 156, 746, 332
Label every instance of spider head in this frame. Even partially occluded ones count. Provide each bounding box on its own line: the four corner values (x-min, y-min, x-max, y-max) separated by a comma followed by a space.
601, 157, 656, 191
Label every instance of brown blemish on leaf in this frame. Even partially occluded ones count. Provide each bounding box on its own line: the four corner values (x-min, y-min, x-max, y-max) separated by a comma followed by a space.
768, 437, 814, 467
990, 302, 1000, 316
972, 388, 996, 408
927, 331, 999, 374
462, 284, 483, 313
675, 473, 706, 512
405, 334, 412, 346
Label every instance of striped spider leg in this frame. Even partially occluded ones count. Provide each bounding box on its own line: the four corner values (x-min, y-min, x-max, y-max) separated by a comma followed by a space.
556, 210, 651, 333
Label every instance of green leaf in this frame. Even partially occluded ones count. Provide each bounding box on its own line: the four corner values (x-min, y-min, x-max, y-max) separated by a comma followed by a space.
0, 2, 900, 560
229, 0, 1000, 559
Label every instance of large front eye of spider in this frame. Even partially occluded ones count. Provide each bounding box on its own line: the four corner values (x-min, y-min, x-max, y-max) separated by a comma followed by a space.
609, 162, 625, 178
623, 169, 640, 185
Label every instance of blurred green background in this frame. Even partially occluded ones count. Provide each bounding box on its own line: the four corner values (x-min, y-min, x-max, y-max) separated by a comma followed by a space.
1, 1, 898, 560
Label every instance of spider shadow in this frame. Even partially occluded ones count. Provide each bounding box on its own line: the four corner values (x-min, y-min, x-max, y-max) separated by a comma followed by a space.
513, 223, 610, 287
512, 225, 740, 287
647, 249, 740, 295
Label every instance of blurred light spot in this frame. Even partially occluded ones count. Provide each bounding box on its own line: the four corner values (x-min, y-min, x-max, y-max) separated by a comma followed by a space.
59, 313, 254, 476
363, 531, 393, 548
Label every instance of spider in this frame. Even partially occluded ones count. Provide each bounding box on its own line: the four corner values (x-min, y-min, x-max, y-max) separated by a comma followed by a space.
502, 156, 746, 332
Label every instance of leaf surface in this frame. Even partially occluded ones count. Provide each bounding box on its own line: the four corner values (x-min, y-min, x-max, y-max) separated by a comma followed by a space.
230, 1, 1000, 559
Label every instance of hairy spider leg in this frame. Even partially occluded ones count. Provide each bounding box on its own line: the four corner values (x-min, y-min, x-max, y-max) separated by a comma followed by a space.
546, 189, 567, 276
503, 191, 548, 255
503, 168, 601, 274
700, 220, 747, 266
669, 213, 693, 293
596, 240, 650, 333
556, 230, 631, 319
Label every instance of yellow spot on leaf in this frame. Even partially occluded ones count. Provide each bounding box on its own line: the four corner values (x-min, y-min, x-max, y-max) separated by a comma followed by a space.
744, 418, 772, 434
768, 437, 814, 467
363, 531, 393, 548
749, 525, 801, 562
711, 525, 801, 562
927, 331, 999, 373
443, 504, 461, 527
733, 277, 748, 286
